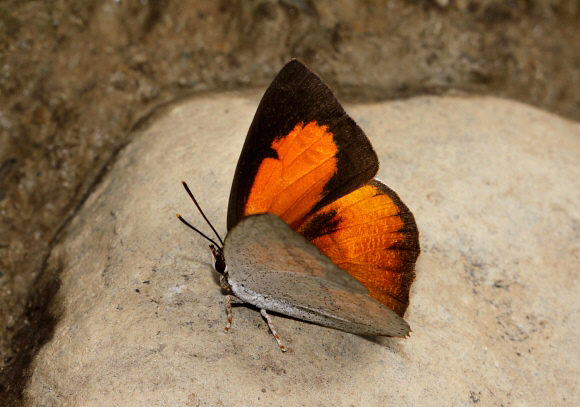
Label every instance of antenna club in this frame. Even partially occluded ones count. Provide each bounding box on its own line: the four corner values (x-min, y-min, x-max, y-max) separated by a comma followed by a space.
176, 214, 181, 217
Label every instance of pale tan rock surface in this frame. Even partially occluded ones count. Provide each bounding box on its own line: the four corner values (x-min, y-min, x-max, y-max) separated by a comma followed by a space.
25, 93, 580, 406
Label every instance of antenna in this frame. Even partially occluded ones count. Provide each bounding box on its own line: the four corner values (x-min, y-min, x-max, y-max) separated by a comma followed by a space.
177, 180, 224, 247
176, 214, 222, 248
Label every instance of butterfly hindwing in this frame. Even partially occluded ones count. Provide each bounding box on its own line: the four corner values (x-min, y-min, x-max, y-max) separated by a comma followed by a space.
223, 214, 410, 337
298, 179, 420, 317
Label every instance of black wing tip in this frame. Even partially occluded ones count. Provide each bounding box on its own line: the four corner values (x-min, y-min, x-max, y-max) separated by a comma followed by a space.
284, 58, 313, 72
286, 58, 305, 66
278, 58, 323, 84
278, 58, 309, 75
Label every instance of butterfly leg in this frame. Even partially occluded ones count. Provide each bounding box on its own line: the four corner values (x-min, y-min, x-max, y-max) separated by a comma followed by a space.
224, 295, 244, 332
260, 309, 286, 352
219, 275, 231, 291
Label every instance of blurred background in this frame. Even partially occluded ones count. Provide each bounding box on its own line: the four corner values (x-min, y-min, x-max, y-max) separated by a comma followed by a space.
1, 0, 579, 402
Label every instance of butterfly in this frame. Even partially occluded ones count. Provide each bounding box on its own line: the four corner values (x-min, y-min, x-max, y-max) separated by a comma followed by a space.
178, 59, 420, 352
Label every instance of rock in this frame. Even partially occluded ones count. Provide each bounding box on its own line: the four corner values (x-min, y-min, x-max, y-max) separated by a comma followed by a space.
25, 93, 580, 406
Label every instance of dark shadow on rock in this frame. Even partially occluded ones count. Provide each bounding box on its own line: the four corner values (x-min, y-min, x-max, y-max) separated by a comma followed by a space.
359, 334, 406, 354
0, 275, 61, 407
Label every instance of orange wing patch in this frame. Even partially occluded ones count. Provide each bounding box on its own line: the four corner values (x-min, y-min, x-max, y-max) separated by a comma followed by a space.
298, 180, 419, 316
245, 121, 338, 229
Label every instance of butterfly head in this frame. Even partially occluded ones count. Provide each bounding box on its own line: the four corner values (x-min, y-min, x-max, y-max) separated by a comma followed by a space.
210, 244, 227, 275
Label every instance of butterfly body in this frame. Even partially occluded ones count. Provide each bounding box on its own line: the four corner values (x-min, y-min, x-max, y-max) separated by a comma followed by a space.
180, 59, 420, 350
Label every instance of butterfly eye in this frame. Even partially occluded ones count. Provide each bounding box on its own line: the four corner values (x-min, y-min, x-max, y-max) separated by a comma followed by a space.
210, 244, 227, 274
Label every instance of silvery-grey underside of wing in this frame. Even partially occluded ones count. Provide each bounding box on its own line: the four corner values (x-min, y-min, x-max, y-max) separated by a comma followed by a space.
223, 214, 410, 337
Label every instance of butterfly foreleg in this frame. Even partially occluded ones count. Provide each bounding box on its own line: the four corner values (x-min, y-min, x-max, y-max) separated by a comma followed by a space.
224, 294, 244, 332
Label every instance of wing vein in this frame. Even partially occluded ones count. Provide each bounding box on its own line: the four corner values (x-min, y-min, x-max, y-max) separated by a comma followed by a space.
312, 214, 408, 238
282, 124, 330, 170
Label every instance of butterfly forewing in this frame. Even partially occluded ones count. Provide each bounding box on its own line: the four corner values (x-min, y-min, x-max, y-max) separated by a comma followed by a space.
227, 59, 379, 230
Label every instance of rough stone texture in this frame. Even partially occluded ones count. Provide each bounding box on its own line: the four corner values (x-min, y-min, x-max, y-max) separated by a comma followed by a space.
24, 93, 580, 406
4, 1, 580, 393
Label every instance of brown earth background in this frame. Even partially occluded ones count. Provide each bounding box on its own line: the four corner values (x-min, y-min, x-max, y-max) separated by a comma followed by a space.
1, 0, 579, 405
